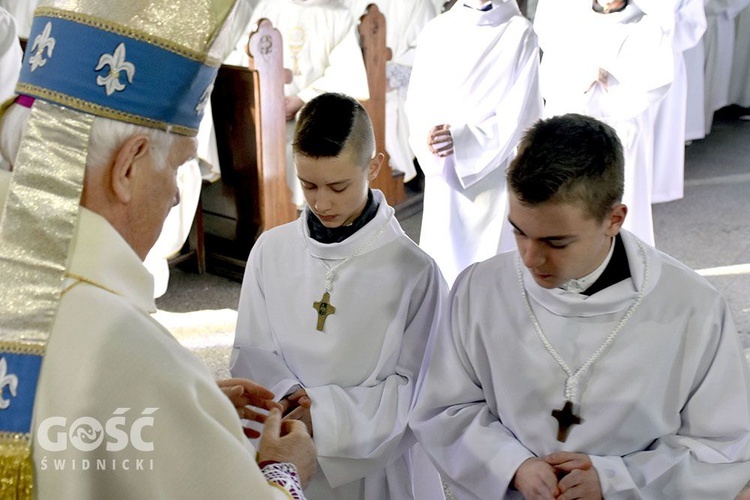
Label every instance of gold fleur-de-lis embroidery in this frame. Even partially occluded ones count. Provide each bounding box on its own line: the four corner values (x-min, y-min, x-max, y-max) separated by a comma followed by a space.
0, 357, 19, 410
195, 83, 213, 115
29, 22, 56, 72
95, 43, 136, 96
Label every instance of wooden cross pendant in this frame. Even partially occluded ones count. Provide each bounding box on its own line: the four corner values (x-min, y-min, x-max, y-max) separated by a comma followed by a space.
552, 401, 582, 442
313, 292, 336, 331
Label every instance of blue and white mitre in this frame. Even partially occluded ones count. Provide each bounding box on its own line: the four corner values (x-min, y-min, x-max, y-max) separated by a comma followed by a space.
0, 1, 238, 497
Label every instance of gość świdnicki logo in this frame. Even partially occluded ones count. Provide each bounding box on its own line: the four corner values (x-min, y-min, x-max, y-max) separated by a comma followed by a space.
37, 407, 158, 472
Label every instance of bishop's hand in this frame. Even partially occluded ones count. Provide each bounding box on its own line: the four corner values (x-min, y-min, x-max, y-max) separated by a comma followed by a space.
217, 378, 282, 438
258, 408, 317, 488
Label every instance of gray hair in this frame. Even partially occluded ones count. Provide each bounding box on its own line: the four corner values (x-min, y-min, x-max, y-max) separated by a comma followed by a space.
0, 103, 175, 171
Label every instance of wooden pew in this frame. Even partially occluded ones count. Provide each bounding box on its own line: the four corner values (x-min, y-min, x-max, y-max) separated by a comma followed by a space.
201, 19, 296, 280
358, 4, 406, 207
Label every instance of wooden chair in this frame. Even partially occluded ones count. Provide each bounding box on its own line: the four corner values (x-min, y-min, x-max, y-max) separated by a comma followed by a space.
358, 4, 406, 207
201, 19, 295, 280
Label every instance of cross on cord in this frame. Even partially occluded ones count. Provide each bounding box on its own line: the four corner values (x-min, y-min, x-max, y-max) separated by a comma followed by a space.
313, 292, 336, 331
552, 401, 582, 442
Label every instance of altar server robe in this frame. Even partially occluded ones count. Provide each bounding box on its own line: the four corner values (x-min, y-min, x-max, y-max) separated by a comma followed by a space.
729, 4, 750, 107
143, 159, 202, 298
232, 190, 447, 500
683, 39, 706, 141
703, 0, 750, 133
535, 0, 677, 246
341, 0, 437, 180
0, 0, 36, 38
226, 0, 370, 207
406, 0, 542, 284
412, 229, 750, 499
0, 171, 293, 500
650, 0, 706, 203
0, 8, 21, 105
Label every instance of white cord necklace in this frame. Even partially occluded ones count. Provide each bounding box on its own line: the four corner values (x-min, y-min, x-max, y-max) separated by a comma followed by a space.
302, 213, 393, 332
516, 240, 648, 441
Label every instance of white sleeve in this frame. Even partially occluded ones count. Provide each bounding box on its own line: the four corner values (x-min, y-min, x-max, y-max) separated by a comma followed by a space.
295, 20, 369, 103
594, 10, 676, 95
589, 301, 750, 498
411, 267, 536, 499
450, 30, 542, 189
232, 236, 301, 400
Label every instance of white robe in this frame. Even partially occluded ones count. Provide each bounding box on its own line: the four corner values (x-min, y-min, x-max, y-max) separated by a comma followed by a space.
683, 39, 706, 141
341, 0, 437, 180
231, 190, 447, 500
535, 0, 676, 246
143, 159, 202, 298
650, 0, 706, 203
703, 0, 750, 133
412, 230, 750, 499
0, 7, 20, 105
406, 1, 543, 285
226, 0, 370, 207
729, 5, 750, 107
0, 170, 294, 499
0, 0, 36, 38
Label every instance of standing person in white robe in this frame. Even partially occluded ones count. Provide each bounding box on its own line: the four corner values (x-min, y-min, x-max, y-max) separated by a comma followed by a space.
412, 114, 750, 499
226, 0, 370, 208
341, 0, 437, 182
683, 36, 707, 141
0, 0, 318, 497
0, 0, 36, 38
535, 0, 678, 247
232, 93, 447, 500
650, 0, 706, 203
406, 0, 542, 285
729, 4, 750, 109
142, 158, 203, 298
0, 6, 21, 172
702, 0, 750, 133
0, 7, 20, 106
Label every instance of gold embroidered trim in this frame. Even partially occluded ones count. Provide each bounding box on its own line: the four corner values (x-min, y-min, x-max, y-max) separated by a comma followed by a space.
0, 432, 31, 442
33, 7, 222, 66
65, 273, 121, 298
0, 341, 45, 356
0, 433, 33, 499
16, 83, 196, 137
60, 280, 82, 297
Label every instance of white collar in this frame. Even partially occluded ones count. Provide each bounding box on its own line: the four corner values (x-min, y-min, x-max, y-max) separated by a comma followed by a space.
522, 230, 661, 317
67, 207, 156, 314
558, 237, 616, 294
300, 189, 401, 260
